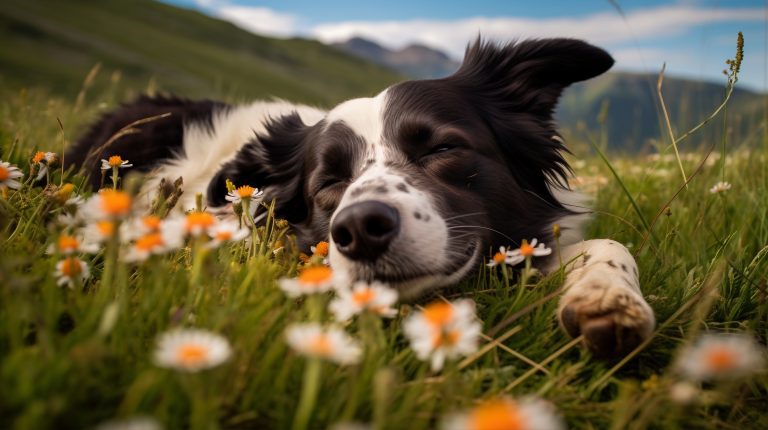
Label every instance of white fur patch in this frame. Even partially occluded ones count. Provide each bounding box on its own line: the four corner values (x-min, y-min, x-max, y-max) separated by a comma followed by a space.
138, 100, 325, 211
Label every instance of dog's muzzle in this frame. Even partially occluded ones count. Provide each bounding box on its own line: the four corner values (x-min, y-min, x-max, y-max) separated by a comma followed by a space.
330, 200, 400, 262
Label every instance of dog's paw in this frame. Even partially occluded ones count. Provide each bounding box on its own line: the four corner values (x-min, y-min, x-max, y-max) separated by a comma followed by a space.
558, 271, 655, 358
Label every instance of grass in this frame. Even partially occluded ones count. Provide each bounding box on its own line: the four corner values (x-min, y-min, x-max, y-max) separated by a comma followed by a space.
1, 50, 768, 430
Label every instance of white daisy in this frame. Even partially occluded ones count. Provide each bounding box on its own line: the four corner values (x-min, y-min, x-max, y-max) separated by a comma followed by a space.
123, 220, 185, 262
95, 416, 162, 430
329, 281, 399, 321
709, 181, 732, 194
278, 265, 345, 297
676, 333, 765, 381
180, 211, 217, 237
48, 234, 100, 255
403, 299, 482, 372
154, 328, 232, 372
81, 220, 118, 244
0, 160, 24, 190
205, 220, 250, 249
225, 185, 264, 205
504, 239, 552, 266
486, 246, 519, 267
81, 189, 133, 221
442, 397, 565, 430
100, 155, 133, 171
32, 151, 57, 180
54, 257, 90, 288
285, 323, 362, 365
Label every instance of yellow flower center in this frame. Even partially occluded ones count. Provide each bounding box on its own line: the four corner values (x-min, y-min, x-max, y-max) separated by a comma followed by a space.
308, 334, 332, 356
0, 166, 9, 181
352, 288, 375, 305
96, 221, 115, 236
236, 185, 256, 199
468, 399, 524, 430
432, 329, 460, 348
58, 235, 79, 252
108, 155, 124, 167
99, 190, 132, 217
519, 240, 534, 257
141, 215, 161, 231
135, 233, 164, 251
186, 211, 215, 232
706, 347, 737, 372
313, 241, 329, 257
492, 252, 505, 264
57, 183, 75, 200
215, 230, 233, 241
176, 344, 209, 365
32, 151, 45, 164
60, 258, 83, 277
298, 266, 333, 286
423, 301, 454, 326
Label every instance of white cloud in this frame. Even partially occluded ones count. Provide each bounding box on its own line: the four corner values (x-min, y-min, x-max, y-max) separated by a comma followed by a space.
309, 5, 765, 59
202, 3, 301, 38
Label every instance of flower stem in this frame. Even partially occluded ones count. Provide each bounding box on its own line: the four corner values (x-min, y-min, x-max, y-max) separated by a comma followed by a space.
292, 358, 322, 430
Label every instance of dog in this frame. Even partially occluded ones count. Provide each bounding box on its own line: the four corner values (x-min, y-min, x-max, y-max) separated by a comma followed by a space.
66, 38, 655, 358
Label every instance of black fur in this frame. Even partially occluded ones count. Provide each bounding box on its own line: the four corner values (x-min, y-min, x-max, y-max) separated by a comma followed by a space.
66, 95, 228, 190
381, 38, 612, 248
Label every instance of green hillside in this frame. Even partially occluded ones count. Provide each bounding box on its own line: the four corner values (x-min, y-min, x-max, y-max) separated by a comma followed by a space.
558, 72, 766, 152
0, 0, 403, 106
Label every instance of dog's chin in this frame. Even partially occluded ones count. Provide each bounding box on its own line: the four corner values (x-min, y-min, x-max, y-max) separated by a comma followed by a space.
330, 239, 482, 301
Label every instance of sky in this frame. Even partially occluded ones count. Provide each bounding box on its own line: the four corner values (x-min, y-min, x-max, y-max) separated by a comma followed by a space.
162, 0, 768, 91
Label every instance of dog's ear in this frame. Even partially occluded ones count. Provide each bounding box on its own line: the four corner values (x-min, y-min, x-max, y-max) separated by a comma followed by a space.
451, 38, 614, 117
446, 38, 613, 204
206, 112, 312, 224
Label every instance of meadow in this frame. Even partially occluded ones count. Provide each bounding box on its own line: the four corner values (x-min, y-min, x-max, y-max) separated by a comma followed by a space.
1, 41, 767, 430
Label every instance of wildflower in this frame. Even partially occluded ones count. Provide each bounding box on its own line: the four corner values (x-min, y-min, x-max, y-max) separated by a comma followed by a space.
48, 234, 99, 255
0, 160, 24, 190
81, 220, 117, 243
95, 416, 162, 430
505, 239, 552, 266
279, 265, 343, 297
668, 381, 699, 405
100, 155, 133, 171
183, 211, 217, 237
206, 220, 249, 248
124, 221, 185, 262
154, 328, 232, 372
486, 246, 513, 267
285, 323, 362, 365
54, 257, 90, 288
329, 281, 399, 321
709, 181, 732, 194
442, 397, 565, 430
311, 241, 329, 257
676, 333, 765, 381
403, 299, 482, 372
82, 189, 133, 220
121, 215, 163, 241
225, 185, 264, 205
32, 151, 57, 180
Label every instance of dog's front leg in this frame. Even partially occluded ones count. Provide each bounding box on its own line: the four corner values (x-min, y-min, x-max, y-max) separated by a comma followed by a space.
543, 239, 655, 358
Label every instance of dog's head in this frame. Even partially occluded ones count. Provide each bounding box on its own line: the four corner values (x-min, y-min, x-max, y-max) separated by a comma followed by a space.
209, 38, 613, 298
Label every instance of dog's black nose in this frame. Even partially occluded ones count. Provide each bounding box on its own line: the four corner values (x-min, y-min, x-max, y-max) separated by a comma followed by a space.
331, 201, 400, 261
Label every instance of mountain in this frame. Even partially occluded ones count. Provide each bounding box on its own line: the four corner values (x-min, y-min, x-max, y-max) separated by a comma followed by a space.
333, 37, 460, 79
0, 0, 403, 106
333, 37, 765, 151
557, 72, 766, 151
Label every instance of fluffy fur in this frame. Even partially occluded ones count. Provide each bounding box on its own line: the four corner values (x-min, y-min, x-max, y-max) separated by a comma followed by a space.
66, 38, 654, 357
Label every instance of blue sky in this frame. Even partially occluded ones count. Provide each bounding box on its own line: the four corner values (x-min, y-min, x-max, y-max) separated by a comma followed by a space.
162, 0, 768, 91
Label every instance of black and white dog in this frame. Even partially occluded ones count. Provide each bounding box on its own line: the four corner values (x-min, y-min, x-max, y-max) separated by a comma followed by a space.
66, 38, 655, 357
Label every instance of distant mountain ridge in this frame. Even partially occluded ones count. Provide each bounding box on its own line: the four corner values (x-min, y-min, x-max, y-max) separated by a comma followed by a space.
333, 37, 460, 79
332, 36, 765, 151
